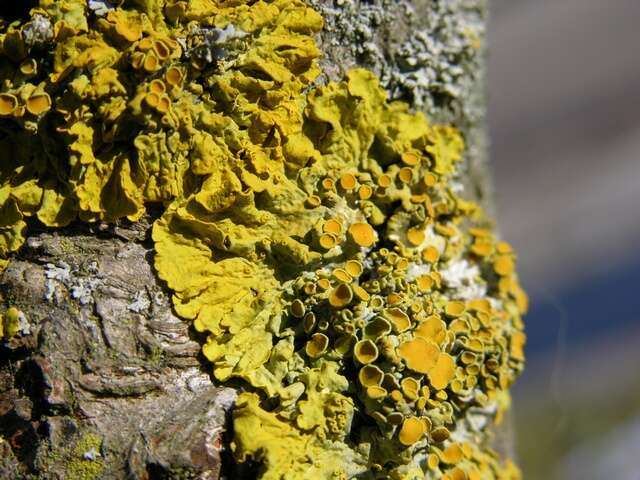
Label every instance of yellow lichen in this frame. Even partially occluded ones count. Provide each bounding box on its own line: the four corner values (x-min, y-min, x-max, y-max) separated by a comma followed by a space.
398, 338, 440, 374
329, 284, 353, 308
428, 353, 456, 391
0, 0, 527, 477
354, 339, 379, 365
348, 222, 377, 247
345, 259, 363, 277
0, 307, 21, 340
359, 365, 384, 387
445, 301, 466, 317
423, 245, 440, 263
398, 417, 427, 446
407, 226, 426, 246
384, 307, 412, 333
0, 94, 17, 116
233, 391, 366, 480
25, 93, 51, 115
415, 315, 447, 345
306, 333, 330, 358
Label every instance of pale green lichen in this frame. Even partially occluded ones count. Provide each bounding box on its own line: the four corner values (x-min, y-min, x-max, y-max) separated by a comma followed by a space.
36, 432, 105, 480
0, 1, 525, 478
66, 433, 104, 480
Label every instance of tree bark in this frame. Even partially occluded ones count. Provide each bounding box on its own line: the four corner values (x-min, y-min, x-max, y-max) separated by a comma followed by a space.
0, 1, 508, 478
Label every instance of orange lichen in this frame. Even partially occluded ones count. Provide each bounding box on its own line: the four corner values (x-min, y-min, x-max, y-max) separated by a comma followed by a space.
471, 239, 493, 256
306, 333, 329, 358
398, 338, 440, 374
290, 299, 306, 318
339, 173, 357, 190
306, 194, 322, 208
442, 443, 464, 464
319, 233, 338, 250
322, 178, 335, 190
377, 174, 392, 188
496, 242, 513, 254
510, 331, 526, 361
416, 275, 434, 292
423, 172, 438, 187
364, 317, 391, 339
359, 365, 384, 387
354, 340, 379, 364
398, 417, 427, 446
26, 93, 51, 115
401, 377, 420, 399
358, 185, 373, 200
0, 94, 17, 116
323, 218, 343, 235
398, 167, 414, 184
329, 284, 353, 308
422, 246, 440, 263
384, 308, 412, 333
407, 226, 426, 246
445, 301, 466, 317
428, 353, 456, 390
0, 0, 527, 477
401, 151, 421, 166
345, 259, 363, 277
19, 59, 37, 75
494, 255, 515, 276
352, 285, 370, 301
367, 386, 388, 400
431, 426, 451, 443
348, 222, 376, 247
415, 315, 447, 344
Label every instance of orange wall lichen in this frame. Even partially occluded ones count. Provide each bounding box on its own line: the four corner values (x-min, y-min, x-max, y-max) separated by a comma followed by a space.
0, 1, 526, 478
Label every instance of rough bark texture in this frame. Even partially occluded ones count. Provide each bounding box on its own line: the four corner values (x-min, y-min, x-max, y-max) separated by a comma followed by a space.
1, 220, 237, 479
0, 1, 502, 478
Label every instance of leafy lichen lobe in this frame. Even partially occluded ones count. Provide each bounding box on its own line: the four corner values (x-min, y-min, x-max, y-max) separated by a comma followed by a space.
0, 0, 526, 478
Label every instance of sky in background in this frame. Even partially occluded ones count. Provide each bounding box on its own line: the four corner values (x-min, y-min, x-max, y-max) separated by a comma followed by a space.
488, 0, 640, 478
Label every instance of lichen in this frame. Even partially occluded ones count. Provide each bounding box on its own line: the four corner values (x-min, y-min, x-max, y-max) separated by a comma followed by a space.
311, 0, 486, 123
0, 306, 24, 340
65, 432, 104, 480
36, 432, 105, 480
0, 1, 525, 478
44, 260, 103, 305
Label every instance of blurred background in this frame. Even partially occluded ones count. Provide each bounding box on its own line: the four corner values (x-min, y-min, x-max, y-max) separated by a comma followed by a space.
488, 0, 640, 478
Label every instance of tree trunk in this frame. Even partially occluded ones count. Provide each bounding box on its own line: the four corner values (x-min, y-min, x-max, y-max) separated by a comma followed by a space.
0, 1, 517, 479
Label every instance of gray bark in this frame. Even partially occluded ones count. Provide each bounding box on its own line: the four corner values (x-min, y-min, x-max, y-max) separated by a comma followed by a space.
0, 1, 502, 478
1, 222, 237, 479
